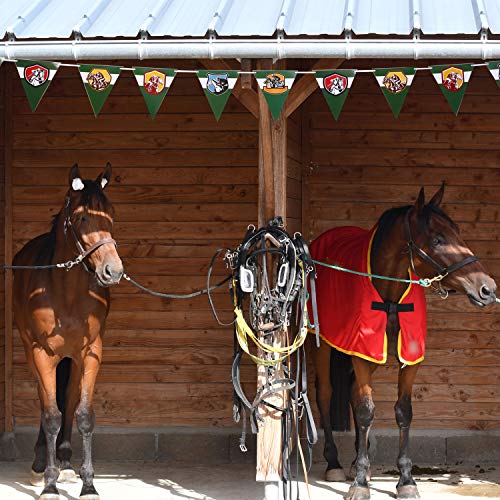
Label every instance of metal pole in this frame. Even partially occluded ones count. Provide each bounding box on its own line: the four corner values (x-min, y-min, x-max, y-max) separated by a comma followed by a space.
1, 38, 500, 60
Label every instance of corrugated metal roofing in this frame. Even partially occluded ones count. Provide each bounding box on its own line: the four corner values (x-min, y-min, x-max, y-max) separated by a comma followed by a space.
0, 0, 498, 39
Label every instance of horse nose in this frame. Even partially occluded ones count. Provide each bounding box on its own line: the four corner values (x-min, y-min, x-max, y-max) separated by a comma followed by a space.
103, 262, 123, 283
479, 282, 496, 303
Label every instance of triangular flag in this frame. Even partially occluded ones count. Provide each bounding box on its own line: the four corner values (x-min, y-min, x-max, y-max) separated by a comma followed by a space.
16, 60, 59, 111
315, 69, 356, 120
133, 67, 176, 118
197, 70, 239, 121
255, 70, 297, 120
374, 67, 416, 118
431, 64, 473, 115
486, 61, 500, 87
79, 64, 121, 116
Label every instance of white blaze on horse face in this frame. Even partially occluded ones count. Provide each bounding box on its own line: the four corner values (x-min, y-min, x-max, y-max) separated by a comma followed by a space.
101, 177, 108, 189
72, 178, 84, 191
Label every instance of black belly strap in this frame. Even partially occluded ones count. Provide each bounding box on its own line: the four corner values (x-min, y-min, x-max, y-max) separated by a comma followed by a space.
371, 301, 414, 314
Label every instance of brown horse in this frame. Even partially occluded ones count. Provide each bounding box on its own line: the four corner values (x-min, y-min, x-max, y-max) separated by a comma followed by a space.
13, 163, 123, 500
311, 185, 497, 500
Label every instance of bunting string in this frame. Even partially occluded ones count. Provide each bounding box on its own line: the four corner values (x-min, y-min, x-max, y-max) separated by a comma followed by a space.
2, 57, 500, 120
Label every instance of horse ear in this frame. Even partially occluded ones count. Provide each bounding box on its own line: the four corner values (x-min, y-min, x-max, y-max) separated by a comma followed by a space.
415, 187, 425, 214
428, 182, 445, 207
96, 162, 112, 190
69, 163, 84, 191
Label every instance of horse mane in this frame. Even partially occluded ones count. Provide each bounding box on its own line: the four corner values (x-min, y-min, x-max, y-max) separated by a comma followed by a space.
372, 203, 458, 256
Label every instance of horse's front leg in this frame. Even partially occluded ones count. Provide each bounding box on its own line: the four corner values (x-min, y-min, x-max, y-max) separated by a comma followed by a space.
395, 364, 420, 499
348, 357, 375, 500
76, 340, 102, 500
32, 350, 61, 500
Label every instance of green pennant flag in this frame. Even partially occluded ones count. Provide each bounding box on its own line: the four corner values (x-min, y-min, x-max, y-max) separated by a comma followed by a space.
431, 64, 473, 115
197, 70, 239, 121
16, 60, 59, 111
486, 61, 500, 87
374, 67, 416, 118
315, 69, 356, 120
133, 67, 176, 118
79, 64, 121, 116
255, 70, 297, 120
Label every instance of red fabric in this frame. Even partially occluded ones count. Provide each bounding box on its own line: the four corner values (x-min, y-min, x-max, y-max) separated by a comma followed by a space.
310, 226, 427, 364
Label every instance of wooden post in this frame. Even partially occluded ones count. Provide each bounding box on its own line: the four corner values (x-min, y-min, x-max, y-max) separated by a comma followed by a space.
4, 65, 13, 432
256, 59, 288, 487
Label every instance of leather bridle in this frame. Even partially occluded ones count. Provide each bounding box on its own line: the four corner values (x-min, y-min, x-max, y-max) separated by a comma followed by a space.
63, 196, 117, 276
404, 208, 478, 296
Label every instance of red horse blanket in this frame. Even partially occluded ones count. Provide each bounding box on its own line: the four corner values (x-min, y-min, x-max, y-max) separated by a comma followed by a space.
310, 226, 427, 364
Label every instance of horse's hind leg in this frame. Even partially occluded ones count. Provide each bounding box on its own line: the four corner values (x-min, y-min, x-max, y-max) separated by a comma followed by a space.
395, 364, 420, 500
57, 359, 81, 483
76, 345, 102, 500
30, 421, 46, 486
313, 341, 345, 481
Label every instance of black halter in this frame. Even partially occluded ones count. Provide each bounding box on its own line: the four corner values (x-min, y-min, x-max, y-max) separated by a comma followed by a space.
404, 208, 478, 290
63, 196, 117, 275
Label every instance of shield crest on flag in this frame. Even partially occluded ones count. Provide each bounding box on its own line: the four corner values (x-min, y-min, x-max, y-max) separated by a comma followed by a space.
442, 67, 464, 92
263, 73, 288, 94
25, 65, 49, 87
324, 73, 347, 95
87, 68, 112, 92
207, 73, 229, 95
383, 71, 407, 94
144, 70, 166, 95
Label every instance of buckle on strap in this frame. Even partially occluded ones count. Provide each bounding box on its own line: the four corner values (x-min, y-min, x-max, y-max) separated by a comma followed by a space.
371, 301, 414, 314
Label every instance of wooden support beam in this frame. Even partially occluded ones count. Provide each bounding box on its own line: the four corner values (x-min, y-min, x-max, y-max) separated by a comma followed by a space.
4, 65, 13, 432
284, 58, 344, 118
256, 59, 288, 485
199, 59, 259, 119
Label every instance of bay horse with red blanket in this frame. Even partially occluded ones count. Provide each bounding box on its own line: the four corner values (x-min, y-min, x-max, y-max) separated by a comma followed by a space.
311, 185, 497, 500
13, 163, 123, 500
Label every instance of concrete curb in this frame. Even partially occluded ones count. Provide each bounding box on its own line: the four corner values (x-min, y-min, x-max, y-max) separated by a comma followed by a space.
1, 427, 499, 466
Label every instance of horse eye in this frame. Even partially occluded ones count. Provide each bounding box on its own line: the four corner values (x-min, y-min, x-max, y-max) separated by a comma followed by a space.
432, 236, 441, 247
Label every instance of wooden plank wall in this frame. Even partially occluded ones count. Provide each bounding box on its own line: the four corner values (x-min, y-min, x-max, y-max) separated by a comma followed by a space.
286, 110, 302, 234
0, 68, 5, 430
304, 60, 500, 430
9, 61, 258, 427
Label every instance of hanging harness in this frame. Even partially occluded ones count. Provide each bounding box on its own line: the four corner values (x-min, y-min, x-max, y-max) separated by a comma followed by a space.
225, 217, 318, 498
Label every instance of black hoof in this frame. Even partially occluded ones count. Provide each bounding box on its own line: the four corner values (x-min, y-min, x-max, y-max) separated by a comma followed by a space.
397, 484, 420, 499
346, 484, 370, 500
80, 484, 99, 500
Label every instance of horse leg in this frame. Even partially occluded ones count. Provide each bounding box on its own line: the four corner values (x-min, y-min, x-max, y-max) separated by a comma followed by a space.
395, 364, 420, 500
57, 359, 81, 483
30, 420, 46, 487
347, 357, 374, 500
313, 341, 345, 481
33, 349, 61, 500
76, 345, 101, 500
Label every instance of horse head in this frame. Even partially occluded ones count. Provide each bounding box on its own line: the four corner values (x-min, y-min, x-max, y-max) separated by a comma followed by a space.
406, 183, 497, 307
65, 162, 123, 286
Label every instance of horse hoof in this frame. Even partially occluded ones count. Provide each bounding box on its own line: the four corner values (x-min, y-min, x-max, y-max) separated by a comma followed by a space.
347, 465, 372, 482
80, 495, 100, 500
58, 468, 78, 483
325, 468, 346, 482
346, 485, 370, 500
30, 470, 45, 487
397, 484, 420, 499
40, 495, 60, 500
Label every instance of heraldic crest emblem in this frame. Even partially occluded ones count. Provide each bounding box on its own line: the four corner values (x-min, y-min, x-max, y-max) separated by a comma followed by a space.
87, 68, 112, 92
442, 67, 464, 92
206, 73, 229, 95
323, 73, 347, 95
24, 65, 49, 87
263, 73, 288, 94
382, 71, 407, 94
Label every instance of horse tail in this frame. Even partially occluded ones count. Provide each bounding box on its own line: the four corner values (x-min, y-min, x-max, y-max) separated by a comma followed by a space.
330, 348, 354, 432
56, 357, 72, 414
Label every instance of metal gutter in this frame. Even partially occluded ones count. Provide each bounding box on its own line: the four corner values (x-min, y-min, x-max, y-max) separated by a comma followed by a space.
1, 38, 500, 60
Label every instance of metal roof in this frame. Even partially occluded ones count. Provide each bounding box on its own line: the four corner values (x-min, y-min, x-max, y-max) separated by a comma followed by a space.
1, 0, 500, 39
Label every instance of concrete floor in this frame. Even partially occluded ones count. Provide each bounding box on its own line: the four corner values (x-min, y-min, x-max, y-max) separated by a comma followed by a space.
0, 462, 498, 500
